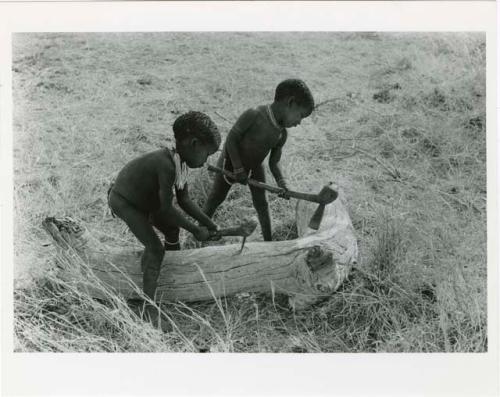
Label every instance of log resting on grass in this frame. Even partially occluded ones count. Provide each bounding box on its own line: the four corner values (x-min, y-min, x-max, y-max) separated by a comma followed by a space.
42, 192, 358, 310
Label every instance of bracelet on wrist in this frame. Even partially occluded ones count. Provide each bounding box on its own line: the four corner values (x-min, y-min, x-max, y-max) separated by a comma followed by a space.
234, 167, 245, 174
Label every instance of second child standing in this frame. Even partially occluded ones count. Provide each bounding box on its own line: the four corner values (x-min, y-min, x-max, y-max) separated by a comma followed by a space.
203, 79, 315, 241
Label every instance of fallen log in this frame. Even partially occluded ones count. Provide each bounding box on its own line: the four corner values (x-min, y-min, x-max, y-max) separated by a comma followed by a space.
42, 192, 358, 310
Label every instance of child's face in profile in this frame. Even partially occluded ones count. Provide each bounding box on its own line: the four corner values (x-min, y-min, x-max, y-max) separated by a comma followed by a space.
282, 101, 309, 128
181, 140, 216, 168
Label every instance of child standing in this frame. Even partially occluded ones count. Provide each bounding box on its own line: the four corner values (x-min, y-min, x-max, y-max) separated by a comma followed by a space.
203, 79, 315, 241
108, 111, 221, 321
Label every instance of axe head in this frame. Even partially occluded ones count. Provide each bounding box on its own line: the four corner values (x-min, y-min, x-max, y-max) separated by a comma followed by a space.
308, 185, 338, 230
240, 219, 258, 237
308, 204, 326, 230
317, 185, 338, 204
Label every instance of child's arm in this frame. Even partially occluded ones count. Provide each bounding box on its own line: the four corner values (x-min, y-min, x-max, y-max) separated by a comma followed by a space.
269, 130, 288, 190
176, 185, 218, 231
158, 168, 210, 241
225, 109, 257, 183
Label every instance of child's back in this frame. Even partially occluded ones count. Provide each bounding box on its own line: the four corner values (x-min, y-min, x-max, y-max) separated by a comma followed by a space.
112, 149, 173, 213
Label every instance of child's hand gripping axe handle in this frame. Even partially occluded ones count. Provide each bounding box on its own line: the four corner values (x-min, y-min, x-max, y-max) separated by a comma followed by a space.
207, 165, 338, 230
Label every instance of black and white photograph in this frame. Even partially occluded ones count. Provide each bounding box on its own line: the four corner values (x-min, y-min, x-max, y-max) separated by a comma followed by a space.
1, 2, 498, 396
12, 30, 488, 353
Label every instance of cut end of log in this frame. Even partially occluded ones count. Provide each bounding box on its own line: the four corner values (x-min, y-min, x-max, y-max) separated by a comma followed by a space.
306, 245, 333, 272
42, 216, 89, 251
287, 242, 356, 311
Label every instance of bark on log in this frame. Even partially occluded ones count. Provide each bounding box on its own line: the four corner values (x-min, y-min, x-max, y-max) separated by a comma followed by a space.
42, 192, 358, 309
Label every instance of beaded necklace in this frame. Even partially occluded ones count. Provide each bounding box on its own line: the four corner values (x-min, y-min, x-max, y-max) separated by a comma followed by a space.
170, 148, 189, 190
266, 105, 282, 131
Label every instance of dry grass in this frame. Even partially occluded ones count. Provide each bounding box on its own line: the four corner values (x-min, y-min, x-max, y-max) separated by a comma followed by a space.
12, 32, 486, 352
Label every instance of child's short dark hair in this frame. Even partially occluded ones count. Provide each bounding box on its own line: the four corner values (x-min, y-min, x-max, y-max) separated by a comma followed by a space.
274, 79, 315, 116
173, 111, 221, 150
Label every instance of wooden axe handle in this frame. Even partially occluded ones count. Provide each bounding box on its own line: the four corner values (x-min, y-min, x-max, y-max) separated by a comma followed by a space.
207, 165, 326, 204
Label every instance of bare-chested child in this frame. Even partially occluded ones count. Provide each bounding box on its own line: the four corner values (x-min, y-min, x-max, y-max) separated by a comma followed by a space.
203, 79, 315, 241
108, 111, 221, 322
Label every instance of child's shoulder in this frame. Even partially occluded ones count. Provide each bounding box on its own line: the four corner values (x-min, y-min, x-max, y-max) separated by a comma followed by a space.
138, 148, 175, 168
237, 105, 267, 123
155, 147, 175, 163
239, 106, 259, 116
242, 105, 268, 115
149, 149, 177, 183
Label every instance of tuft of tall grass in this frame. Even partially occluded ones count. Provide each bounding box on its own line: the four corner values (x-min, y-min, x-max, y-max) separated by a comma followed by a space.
14, 246, 197, 352
369, 212, 406, 281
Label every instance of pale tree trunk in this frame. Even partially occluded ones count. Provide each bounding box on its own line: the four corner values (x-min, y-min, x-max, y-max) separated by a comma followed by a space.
43, 192, 358, 309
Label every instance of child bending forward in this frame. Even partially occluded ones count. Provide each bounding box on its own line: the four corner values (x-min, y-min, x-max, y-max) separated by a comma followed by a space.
108, 111, 221, 320
204, 79, 315, 241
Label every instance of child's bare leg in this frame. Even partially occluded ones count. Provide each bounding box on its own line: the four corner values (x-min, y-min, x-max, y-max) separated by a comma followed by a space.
150, 211, 180, 251
249, 165, 272, 241
163, 226, 180, 251
203, 154, 232, 218
204, 173, 231, 217
108, 191, 164, 300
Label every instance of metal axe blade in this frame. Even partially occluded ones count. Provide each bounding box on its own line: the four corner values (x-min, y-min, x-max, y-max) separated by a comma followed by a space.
308, 183, 337, 230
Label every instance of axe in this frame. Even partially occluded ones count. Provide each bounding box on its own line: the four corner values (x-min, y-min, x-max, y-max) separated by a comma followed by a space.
207, 165, 338, 230
209, 218, 257, 253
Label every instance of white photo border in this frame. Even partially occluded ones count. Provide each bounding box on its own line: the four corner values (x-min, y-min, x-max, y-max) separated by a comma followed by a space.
1, 2, 498, 396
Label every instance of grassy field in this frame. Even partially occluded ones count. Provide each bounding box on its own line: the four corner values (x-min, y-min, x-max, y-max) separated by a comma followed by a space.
12, 32, 486, 352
